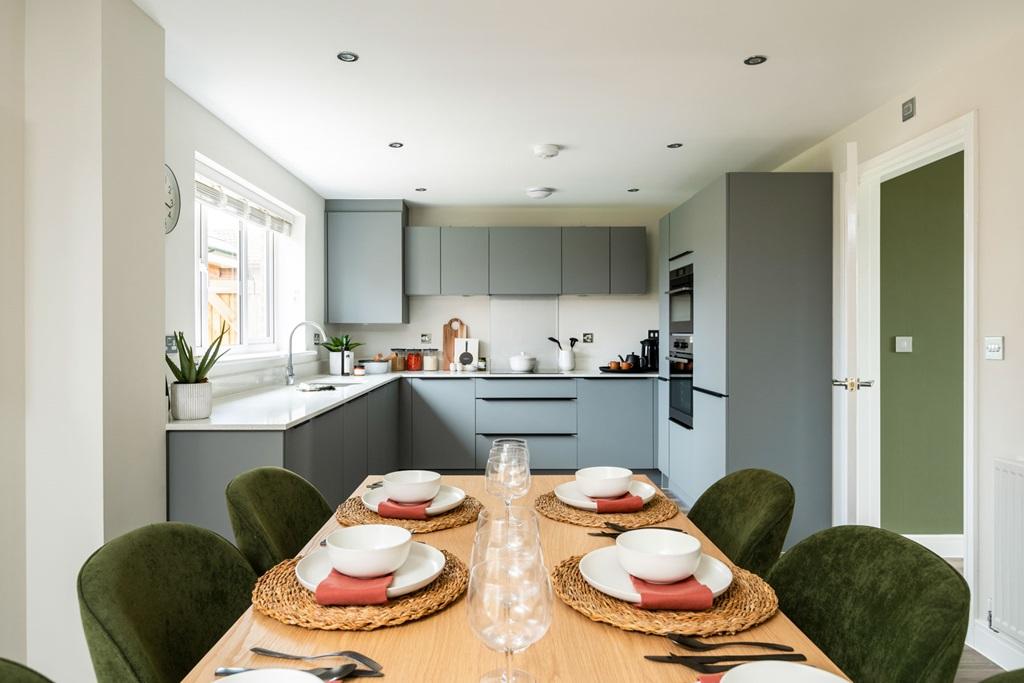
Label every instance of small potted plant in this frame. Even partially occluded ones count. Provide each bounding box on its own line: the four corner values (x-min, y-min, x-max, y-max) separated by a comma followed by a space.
165, 322, 229, 420
321, 334, 362, 375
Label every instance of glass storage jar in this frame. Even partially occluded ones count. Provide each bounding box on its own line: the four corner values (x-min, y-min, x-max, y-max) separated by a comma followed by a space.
391, 348, 406, 371
423, 348, 439, 372
405, 349, 423, 371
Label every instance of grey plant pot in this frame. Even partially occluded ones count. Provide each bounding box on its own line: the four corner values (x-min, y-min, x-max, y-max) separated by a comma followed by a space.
170, 381, 213, 420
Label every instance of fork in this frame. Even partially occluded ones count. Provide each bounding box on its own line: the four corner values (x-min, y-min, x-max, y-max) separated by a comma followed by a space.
215, 663, 365, 679
250, 647, 383, 671
667, 633, 795, 652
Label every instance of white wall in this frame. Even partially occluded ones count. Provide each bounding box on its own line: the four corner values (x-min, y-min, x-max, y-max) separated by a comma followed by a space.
0, 0, 26, 663
776, 27, 1024, 664
24, 0, 165, 678
328, 206, 665, 371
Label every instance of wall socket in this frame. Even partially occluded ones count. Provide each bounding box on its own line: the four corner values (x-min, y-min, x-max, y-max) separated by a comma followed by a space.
421, 333, 432, 343
582, 333, 594, 343
313, 332, 322, 344
164, 335, 178, 354
901, 96, 916, 122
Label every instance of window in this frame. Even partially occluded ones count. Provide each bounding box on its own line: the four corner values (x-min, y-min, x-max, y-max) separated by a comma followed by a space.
195, 165, 293, 352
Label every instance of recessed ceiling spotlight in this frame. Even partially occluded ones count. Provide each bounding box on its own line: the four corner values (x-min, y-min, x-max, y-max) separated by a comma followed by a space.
743, 55, 768, 66
415, 187, 427, 192
627, 188, 640, 193
336, 51, 359, 63
666, 143, 683, 149
533, 144, 561, 159
526, 187, 554, 199
388, 142, 404, 149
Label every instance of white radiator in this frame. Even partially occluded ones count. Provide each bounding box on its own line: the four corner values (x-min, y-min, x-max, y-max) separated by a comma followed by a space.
994, 459, 1024, 644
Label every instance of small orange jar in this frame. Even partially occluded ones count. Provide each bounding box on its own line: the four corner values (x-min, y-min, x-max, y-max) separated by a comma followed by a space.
405, 350, 423, 371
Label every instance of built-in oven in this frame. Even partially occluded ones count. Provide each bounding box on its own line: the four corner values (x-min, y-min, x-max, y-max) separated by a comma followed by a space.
668, 263, 693, 335
667, 335, 693, 429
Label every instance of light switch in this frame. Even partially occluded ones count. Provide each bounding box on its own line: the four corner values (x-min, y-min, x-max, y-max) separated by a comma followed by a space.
895, 336, 913, 353
985, 336, 1005, 360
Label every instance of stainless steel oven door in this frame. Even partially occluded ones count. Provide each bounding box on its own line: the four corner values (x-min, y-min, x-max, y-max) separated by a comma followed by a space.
669, 373, 693, 428
669, 289, 693, 335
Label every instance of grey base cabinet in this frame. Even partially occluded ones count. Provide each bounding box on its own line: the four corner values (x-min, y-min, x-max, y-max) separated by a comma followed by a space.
577, 379, 655, 469
367, 380, 400, 474
284, 409, 345, 508
409, 378, 476, 469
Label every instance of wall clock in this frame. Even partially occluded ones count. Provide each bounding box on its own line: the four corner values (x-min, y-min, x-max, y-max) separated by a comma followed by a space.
164, 163, 181, 234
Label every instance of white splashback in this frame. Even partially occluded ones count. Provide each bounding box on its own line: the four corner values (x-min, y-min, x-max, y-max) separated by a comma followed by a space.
489, 296, 559, 372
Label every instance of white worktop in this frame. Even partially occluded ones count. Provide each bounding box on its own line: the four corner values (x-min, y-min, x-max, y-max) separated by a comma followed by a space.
166, 370, 657, 432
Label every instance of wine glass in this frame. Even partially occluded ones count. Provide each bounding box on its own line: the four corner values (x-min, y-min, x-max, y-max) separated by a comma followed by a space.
485, 445, 531, 513
467, 556, 553, 683
471, 507, 543, 569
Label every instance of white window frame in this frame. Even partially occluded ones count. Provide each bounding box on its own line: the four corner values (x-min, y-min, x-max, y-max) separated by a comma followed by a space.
196, 201, 278, 355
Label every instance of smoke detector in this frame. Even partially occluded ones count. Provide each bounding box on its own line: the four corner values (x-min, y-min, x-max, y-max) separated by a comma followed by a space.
525, 187, 554, 199
533, 144, 560, 159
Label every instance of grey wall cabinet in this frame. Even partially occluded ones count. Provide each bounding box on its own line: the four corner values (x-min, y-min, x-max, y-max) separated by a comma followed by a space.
577, 379, 655, 469
610, 226, 647, 294
326, 201, 408, 323
367, 380, 400, 474
562, 227, 610, 294
441, 227, 489, 295
410, 379, 476, 469
404, 226, 440, 295
489, 227, 562, 294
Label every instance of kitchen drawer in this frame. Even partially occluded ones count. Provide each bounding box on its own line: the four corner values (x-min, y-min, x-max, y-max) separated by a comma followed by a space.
475, 435, 578, 469
475, 379, 577, 399
476, 399, 577, 435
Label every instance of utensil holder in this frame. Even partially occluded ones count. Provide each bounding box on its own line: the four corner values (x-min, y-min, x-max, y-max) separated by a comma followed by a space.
558, 349, 575, 372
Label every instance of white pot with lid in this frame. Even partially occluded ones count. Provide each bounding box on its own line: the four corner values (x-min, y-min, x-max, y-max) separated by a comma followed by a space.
508, 352, 537, 373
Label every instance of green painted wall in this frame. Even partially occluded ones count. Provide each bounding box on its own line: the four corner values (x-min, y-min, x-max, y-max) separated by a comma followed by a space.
880, 151, 963, 534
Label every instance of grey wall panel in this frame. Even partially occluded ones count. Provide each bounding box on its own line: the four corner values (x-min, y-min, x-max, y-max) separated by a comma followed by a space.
168, 431, 284, 541
609, 226, 647, 294
725, 172, 833, 547
441, 227, 489, 294
562, 227, 609, 294
489, 227, 562, 294
404, 226, 441, 295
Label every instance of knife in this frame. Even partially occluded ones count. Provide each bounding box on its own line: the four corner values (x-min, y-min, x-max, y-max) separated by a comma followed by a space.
645, 653, 807, 665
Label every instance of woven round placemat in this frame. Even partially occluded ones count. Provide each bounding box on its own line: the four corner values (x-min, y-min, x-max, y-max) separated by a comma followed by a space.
335, 495, 482, 533
551, 555, 778, 636
533, 491, 679, 528
252, 549, 468, 631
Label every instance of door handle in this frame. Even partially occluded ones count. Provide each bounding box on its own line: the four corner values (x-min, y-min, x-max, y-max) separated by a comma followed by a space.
832, 378, 874, 391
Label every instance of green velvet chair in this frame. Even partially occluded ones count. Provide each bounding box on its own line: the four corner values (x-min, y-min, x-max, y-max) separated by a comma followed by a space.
77, 522, 256, 683
0, 658, 54, 683
226, 466, 332, 575
983, 672, 1024, 682
686, 468, 795, 576
766, 525, 970, 683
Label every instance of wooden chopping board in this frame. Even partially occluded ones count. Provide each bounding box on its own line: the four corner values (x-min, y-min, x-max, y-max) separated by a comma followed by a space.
442, 318, 468, 367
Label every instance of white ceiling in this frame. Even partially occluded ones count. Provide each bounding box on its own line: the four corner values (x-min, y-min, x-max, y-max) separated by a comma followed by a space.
136, 0, 1024, 207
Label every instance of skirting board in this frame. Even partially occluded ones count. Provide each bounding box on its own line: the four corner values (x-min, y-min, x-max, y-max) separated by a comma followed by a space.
904, 534, 964, 558
969, 618, 1024, 672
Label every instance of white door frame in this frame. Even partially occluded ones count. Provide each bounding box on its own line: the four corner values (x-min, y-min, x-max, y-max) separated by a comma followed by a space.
833, 111, 978, 564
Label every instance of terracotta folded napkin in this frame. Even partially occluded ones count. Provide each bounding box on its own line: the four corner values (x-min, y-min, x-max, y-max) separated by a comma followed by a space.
629, 574, 713, 610
593, 492, 644, 513
698, 674, 724, 683
378, 499, 431, 520
315, 570, 394, 606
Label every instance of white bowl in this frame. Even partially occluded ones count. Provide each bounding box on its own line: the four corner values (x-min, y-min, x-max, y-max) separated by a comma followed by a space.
382, 470, 442, 503
575, 466, 633, 498
360, 360, 390, 375
325, 525, 412, 578
508, 353, 537, 372
615, 528, 702, 584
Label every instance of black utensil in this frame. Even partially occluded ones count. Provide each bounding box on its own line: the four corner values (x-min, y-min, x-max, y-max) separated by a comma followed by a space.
250, 646, 384, 671
645, 652, 807, 673
606, 522, 686, 533
547, 336, 563, 350
618, 354, 625, 362
569, 337, 579, 349
668, 633, 795, 653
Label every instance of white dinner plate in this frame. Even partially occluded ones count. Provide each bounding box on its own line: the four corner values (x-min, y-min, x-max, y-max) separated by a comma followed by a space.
361, 484, 466, 516
295, 542, 446, 597
578, 545, 733, 603
553, 480, 657, 511
723, 661, 847, 683
220, 670, 321, 682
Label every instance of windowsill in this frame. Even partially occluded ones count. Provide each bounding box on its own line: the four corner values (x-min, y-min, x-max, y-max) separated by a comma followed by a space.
206, 349, 319, 377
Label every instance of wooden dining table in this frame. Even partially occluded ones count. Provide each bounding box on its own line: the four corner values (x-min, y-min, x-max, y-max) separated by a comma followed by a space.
185, 474, 847, 682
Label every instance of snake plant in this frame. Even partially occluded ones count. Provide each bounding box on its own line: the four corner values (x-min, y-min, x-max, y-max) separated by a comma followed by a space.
320, 334, 362, 353
165, 322, 230, 383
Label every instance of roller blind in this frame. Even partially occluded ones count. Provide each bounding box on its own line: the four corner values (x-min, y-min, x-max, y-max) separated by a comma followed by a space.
194, 162, 294, 236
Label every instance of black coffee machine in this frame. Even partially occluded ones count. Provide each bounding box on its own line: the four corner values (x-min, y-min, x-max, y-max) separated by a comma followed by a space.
640, 329, 659, 372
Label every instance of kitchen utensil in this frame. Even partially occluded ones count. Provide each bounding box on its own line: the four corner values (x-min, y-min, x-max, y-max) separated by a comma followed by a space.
214, 664, 358, 680
606, 521, 686, 533
547, 336, 563, 350
361, 484, 466, 516
324, 525, 411, 577
442, 318, 468, 367
382, 470, 442, 503
569, 337, 579, 349
579, 546, 733, 603
295, 542, 446, 596
608, 360, 621, 370
665, 634, 794, 653
616, 529, 702, 583
358, 360, 390, 375
249, 648, 384, 671
508, 352, 537, 373
454, 338, 480, 368
553, 480, 657, 510
618, 354, 625, 362
624, 352, 641, 367
575, 466, 633, 498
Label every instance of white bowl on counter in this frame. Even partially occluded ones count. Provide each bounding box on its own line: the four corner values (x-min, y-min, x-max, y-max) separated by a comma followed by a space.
359, 360, 391, 375
615, 528, 702, 584
383, 470, 442, 503
575, 466, 633, 498
325, 524, 412, 578
509, 352, 537, 372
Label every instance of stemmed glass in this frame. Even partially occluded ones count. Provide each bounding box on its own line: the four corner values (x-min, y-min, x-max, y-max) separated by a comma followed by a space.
471, 507, 543, 569
485, 445, 531, 515
467, 555, 553, 683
